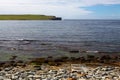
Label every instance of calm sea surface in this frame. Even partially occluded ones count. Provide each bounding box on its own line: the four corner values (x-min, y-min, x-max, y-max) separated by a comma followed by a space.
0, 20, 120, 52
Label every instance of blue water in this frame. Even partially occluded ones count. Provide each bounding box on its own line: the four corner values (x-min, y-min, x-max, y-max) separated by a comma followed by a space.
0, 20, 120, 61
0, 20, 120, 42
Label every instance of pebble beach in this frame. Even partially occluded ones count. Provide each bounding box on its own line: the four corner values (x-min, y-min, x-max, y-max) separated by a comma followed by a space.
0, 63, 120, 80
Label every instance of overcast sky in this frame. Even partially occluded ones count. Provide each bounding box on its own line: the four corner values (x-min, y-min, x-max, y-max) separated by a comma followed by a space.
0, 0, 120, 19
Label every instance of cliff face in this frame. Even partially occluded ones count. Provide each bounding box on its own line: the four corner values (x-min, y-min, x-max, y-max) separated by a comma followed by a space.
51, 17, 62, 20
0, 15, 62, 20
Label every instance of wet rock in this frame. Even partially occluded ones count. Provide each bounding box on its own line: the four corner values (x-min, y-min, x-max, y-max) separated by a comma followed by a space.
86, 51, 99, 53
69, 50, 79, 53
11, 48, 16, 50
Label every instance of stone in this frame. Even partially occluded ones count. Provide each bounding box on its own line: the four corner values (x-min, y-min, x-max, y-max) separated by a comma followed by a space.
0, 76, 4, 79
0, 64, 119, 80
78, 79, 86, 80
69, 50, 79, 53
34, 65, 41, 70
33, 75, 41, 79
5, 79, 12, 80
4, 67, 13, 71
67, 78, 77, 80
28, 75, 33, 77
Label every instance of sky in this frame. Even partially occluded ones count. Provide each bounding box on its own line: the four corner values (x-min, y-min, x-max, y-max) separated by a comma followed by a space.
0, 0, 120, 19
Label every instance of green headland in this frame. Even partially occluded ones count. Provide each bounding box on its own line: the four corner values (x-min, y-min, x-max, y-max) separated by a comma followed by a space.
0, 15, 62, 20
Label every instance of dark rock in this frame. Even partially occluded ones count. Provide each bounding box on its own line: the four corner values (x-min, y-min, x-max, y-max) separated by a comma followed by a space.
70, 57, 76, 61
17, 62, 26, 67
31, 58, 46, 65
0, 62, 5, 67
34, 65, 41, 70
69, 50, 79, 53
51, 17, 62, 20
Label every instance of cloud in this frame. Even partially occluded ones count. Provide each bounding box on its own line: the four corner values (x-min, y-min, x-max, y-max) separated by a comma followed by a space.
0, 0, 120, 19
78, 0, 120, 6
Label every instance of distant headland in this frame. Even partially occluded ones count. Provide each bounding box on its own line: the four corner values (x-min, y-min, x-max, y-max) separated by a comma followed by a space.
0, 15, 62, 20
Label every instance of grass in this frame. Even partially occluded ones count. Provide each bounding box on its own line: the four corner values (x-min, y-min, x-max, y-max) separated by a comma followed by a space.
0, 15, 56, 20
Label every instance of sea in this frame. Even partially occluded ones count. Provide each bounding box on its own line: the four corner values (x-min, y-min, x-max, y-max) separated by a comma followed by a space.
0, 20, 120, 60
0, 20, 120, 41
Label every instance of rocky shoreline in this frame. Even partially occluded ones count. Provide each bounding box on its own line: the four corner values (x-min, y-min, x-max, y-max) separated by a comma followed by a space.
0, 40, 120, 79
0, 55, 120, 80
0, 62, 120, 80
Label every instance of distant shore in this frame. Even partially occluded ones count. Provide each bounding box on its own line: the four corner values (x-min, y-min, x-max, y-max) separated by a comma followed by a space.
0, 15, 62, 20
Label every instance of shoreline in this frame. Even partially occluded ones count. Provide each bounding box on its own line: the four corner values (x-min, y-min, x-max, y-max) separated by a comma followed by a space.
0, 59, 120, 80
0, 53, 120, 67
0, 40, 120, 61
0, 40, 119, 79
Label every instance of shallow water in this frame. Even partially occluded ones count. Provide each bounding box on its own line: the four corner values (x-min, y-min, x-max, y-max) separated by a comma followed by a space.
0, 20, 120, 60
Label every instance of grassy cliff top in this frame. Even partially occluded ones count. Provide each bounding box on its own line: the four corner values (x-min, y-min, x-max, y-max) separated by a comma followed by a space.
0, 15, 61, 20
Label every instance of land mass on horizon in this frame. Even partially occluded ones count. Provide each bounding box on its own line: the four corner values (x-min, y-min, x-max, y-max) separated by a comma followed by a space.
0, 15, 62, 20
